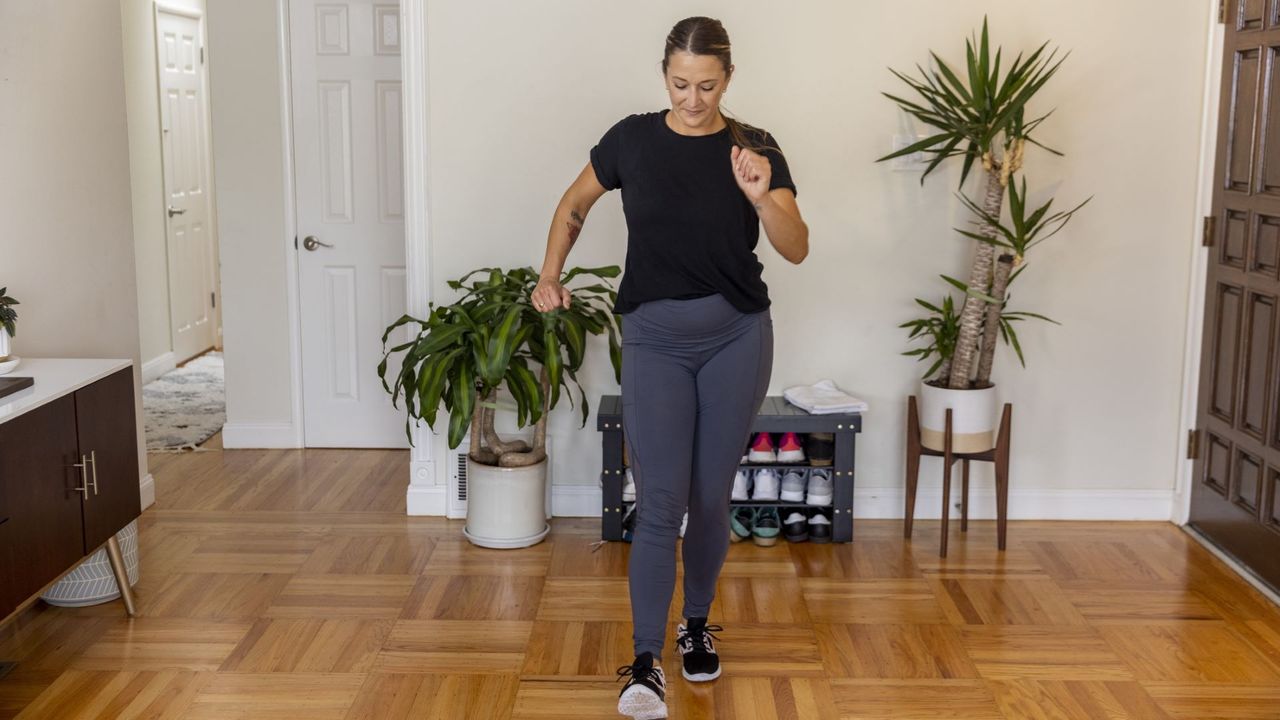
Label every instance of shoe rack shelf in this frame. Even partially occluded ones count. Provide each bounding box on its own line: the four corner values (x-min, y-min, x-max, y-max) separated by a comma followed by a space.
596, 394, 863, 543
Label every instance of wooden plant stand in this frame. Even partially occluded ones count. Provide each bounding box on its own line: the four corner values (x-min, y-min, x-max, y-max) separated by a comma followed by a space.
904, 394, 1012, 557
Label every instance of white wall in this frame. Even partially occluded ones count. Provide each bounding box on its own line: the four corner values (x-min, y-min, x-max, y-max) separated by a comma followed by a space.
419, 0, 1211, 517
205, 0, 1213, 518
0, 0, 150, 503
205, 0, 299, 446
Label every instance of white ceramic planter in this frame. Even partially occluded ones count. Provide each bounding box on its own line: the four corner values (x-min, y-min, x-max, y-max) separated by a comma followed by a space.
463, 456, 550, 549
0, 329, 9, 360
40, 520, 139, 607
919, 381, 997, 453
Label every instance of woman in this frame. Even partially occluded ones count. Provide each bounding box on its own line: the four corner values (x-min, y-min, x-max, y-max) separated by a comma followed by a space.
532, 16, 808, 720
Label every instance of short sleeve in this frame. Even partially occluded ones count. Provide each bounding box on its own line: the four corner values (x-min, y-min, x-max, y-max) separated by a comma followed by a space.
589, 118, 625, 190
762, 132, 797, 198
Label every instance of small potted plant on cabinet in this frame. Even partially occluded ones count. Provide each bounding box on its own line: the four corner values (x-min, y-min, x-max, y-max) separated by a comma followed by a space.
0, 287, 20, 374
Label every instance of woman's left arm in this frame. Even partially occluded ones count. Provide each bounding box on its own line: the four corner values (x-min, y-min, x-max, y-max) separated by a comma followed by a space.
731, 146, 809, 264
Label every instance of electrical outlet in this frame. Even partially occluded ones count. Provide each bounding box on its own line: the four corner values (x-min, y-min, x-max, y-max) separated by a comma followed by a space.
890, 134, 932, 172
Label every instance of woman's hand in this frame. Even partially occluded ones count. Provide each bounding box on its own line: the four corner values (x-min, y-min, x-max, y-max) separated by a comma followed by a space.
731, 145, 771, 205
532, 275, 571, 312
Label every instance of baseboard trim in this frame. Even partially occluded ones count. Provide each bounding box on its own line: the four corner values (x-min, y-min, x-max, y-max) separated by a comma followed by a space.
140, 352, 175, 385
552, 484, 603, 517
540, 485, 1174, 521
221, 422, 301, 449
407, 484, 446, 516
139, 473, 155, 510
858, 487, 1174, 521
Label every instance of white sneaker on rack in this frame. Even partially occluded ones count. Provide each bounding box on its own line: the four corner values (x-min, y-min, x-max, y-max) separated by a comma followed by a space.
780, 468, 807, 502
623, 467, 636, 502
806, 468, 833, 505
751, 468, 780, 501
731, 469, 751, 501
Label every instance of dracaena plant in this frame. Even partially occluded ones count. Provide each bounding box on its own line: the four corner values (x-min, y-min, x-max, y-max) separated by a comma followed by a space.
379, 265, 622, 468
878, 16, 1070, 389
0, 288, 18, 337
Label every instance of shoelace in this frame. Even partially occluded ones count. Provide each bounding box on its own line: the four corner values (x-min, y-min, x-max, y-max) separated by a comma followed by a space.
677, 624, 723, 654
616, 661, 663, 687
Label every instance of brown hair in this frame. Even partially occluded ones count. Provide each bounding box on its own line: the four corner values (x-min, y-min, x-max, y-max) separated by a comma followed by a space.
661, 16, 780, 157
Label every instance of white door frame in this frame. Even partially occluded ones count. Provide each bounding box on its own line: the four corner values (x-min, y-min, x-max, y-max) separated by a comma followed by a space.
272, 0, 439, 510
1173, 2, 1226, 526
153, 1, 222, 362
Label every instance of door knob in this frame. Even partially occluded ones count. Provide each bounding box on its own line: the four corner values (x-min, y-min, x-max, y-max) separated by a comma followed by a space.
167, 206, 186, 217
302, 236, 333, 251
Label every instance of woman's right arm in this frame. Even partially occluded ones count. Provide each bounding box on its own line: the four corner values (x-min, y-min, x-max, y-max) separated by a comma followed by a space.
532, 162, 609, 312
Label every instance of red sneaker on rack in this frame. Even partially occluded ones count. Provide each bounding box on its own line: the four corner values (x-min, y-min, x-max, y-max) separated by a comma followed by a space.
777, 432, 805, 463
746, 432, 776, 463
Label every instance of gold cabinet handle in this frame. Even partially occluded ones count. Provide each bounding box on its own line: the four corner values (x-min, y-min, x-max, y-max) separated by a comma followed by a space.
89, 450, 99, 495
73, 455, 90, 500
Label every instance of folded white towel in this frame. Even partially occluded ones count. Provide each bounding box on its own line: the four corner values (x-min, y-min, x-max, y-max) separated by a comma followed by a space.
782, 379, 868, 415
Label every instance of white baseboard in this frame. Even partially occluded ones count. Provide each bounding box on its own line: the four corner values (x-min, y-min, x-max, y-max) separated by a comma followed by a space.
857, 486, 1174, 521
407, 484, 446, 515
536, 485, 1174, 521
139, 473, 155, 510
552, 484, 603, 517
141, 352, 176, 385
221, 422, 301, 449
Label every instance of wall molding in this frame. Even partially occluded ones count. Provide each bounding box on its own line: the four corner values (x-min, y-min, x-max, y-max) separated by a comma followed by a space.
139, 473, 156, 510
538, 485, 1174, 521
221, 422, 301, 449
140, 352, 175, 385
407, 483, 445, 516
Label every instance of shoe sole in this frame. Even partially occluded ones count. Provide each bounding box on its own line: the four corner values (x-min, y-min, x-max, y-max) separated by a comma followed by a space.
618, 686, 668, 719
806, 493, 833, 505
747, 452, 776, 463
752, 534, 779, 547
682, 667, 722, 682
784, 531, 809, 543
780, 489, 805, 502
808, 458, 833, 466
623, 492, 636, 502
730, 532, 749, 543
776, 450, 805, 463
809, 534, 832, 544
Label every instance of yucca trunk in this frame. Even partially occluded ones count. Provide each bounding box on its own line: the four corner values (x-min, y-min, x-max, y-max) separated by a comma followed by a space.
948, 167, 1005, 388
496, 365, 549, 468
975, 253, 1015, 385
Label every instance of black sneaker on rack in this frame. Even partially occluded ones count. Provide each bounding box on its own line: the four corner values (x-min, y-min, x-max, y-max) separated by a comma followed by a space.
676, 617, 723, 682
808, 508, 832, 544
616, 652, 667, 719
805, 432, 834, 467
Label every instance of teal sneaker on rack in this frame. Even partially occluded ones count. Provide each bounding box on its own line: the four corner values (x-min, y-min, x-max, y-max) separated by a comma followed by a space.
752, 508, 781, 547
730, 507, 754, 543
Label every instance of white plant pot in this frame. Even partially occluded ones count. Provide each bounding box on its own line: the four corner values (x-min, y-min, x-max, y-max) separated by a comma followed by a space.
463, 456, 550, 549
919, 380, 998, 453
40, 520, 140, 607
0, 329, 9, 360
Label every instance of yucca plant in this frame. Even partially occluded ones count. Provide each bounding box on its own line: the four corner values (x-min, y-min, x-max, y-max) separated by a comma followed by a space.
878, 17, 1067, 389
379, 265, 622, 468
955, 176, 1089, 382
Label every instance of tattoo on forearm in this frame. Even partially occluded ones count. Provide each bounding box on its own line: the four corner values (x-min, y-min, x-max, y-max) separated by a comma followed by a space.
566, 209, 585, 246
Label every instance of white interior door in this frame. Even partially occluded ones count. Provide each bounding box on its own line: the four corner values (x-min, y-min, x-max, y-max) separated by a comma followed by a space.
156, 7, 218, 364
291, 0, 407, 447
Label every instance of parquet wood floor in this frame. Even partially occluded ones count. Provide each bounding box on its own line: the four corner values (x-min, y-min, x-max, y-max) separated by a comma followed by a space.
2, 435, 1278, 718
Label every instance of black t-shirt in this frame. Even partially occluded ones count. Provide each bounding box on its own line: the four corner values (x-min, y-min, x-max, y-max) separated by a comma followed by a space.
589, 110, 797, 315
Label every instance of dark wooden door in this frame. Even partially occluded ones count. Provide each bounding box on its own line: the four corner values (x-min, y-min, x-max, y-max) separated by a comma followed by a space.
74, 368, 140, 551
0, 395, 84, 618
1190, 0, 1280, 592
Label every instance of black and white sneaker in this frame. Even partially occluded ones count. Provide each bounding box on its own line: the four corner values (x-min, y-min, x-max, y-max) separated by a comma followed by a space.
616, 652, 667, 719
676, 617, 723, 682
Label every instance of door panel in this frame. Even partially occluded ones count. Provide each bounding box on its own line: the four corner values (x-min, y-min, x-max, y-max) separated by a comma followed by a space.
1190, 0, 1280, 592
157, 8, 217, 363
74, 369, 142, 551
0, 396, 83, 617
291, 0, 407, 447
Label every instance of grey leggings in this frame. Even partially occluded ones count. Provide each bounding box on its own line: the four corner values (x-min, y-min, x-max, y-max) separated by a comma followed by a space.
621, 293, 773, 659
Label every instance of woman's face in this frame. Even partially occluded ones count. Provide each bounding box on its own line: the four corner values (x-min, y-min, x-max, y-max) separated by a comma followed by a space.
664, 50, 731, 130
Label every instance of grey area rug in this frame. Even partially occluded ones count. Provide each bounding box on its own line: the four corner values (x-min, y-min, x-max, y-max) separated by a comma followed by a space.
144, 351, 225, 451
